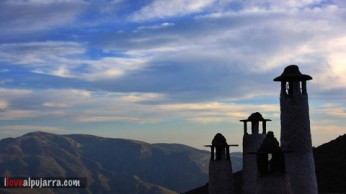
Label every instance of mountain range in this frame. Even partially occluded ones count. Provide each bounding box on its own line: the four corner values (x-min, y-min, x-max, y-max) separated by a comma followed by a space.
0, 131, 241, 194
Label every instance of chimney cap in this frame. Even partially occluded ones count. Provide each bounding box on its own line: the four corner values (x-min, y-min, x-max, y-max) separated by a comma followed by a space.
211, 133, 228, 146
273, 65, 312, 82
240, 112, 271, 122
204, 133, 239, 147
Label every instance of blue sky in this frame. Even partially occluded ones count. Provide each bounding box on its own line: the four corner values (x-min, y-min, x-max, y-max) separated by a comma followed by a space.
1, 0, 346, 151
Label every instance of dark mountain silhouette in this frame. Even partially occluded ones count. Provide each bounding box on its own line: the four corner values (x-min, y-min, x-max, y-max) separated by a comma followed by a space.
0, 131, 242, 194
314, 134, 346, 193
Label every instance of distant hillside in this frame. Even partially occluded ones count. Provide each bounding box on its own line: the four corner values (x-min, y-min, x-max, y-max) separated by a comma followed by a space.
0, 131, 241, 194
230, 152, 242, 173
314, 134, 346, 193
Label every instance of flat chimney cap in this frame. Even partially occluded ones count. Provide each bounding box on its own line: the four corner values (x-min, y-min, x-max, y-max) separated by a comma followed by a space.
204, 133, 239, 147
240, 112, 271, 122
274, 65, 312, 82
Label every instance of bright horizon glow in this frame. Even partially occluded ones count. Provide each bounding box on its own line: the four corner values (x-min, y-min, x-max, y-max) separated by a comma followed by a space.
0, 0, 346, 152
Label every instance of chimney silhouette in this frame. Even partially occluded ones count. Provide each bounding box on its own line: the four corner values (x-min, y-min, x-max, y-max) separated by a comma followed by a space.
205, 133, 238, 194
255, 131, 292, 194
240, 112, 270, 194
274, 65, 318, 194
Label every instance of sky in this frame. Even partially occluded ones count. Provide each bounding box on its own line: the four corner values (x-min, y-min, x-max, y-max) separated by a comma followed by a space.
1, 0, 346, 151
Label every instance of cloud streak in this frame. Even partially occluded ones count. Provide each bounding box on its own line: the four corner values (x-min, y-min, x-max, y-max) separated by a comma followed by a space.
0, 87, 278, 125
0, 0, 87, 34
130, 0, 217, 21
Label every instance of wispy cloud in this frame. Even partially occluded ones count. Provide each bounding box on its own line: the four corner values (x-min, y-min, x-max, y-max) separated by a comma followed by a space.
0, 87, 278, 125
130, 0, 217, 21
0, 41, 85, 65
159, 102, 278, 124
77, 116, 155, 123
0, 41, 151, 81
0, 125, 65, 132
0, 100, 7, 110
0, 0, 87, 33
